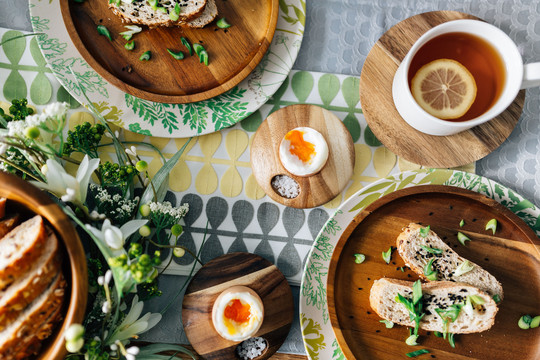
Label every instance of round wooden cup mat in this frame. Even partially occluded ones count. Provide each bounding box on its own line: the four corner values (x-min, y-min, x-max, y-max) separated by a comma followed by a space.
360, 11, 525, 168
250, 104, 355, 209
182, 253, 293, 360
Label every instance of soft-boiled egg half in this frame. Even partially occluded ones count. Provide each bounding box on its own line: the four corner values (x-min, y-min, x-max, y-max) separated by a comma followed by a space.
212, 286, 264, 342
279, 127, 329, 177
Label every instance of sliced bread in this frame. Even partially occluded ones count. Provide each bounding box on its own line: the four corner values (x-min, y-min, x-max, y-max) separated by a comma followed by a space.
108, 0, 207, 28
0, 273, 66, 360
181, 0, 217, 28
0, 216, 47, 290
0, 216, 19, 240
0, 231, 60, 331
370, 278, 498, 333
397, 223, 503, 300
0, 198, 5, 219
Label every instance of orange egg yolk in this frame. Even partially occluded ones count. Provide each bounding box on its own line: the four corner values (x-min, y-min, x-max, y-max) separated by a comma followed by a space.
285, 129, 316, 163
224, 299, 251, 324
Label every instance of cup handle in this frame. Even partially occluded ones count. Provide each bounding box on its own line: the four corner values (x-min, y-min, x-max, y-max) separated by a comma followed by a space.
522, 63, 540, 89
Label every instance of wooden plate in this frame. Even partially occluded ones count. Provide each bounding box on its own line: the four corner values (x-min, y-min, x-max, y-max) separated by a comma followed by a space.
250, 104, 355, 209
60, 0, 279, 103
327, 185, 540, 360
359, 11, 525, 168
182, 253, 293, 359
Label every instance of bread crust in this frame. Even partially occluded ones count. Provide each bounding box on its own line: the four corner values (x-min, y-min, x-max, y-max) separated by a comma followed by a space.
370, 278, 498, 334
396, 223, 503, 299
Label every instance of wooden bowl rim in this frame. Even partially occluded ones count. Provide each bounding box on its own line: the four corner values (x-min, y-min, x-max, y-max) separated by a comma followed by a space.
0, 172, 88, 360
59, 0, 280, 104
326, 184, 540, 360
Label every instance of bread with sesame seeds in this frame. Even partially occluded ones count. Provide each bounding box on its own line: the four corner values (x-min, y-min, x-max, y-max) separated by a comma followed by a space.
370, 278, 499, 333
108, 0, 208, 29
396, 223, 503, 300
180, 0, 217, 28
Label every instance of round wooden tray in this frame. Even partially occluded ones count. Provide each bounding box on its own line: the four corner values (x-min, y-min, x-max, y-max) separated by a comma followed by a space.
60, 0, 279, 104
359, 11, 525, 168
250, 105, 355, 209
182, 253, 293, 360
327, 185, 540, 360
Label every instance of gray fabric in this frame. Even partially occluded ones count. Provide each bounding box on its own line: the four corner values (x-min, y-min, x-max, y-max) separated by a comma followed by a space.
4, 0, 540, 356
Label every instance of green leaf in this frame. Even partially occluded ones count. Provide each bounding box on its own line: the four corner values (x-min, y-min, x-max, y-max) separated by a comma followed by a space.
364, 125, 382, 146
342, 76, 360, 108
292, 5, 306, 25
56, 85, 80, 108
291, 71, 314, 102
30, 37, 47, 67
240, 110, 262, 132
3, 71, 27, 101
318, 74, 340, 106
343, 113, 360, 142
2, 30, 26, 64
137, 344, 196, 359
396, 174, 418, 190
279, 0, 289, 15
30, 72, 53, 105
510, 199, 535, 213
349, 192, 383, 212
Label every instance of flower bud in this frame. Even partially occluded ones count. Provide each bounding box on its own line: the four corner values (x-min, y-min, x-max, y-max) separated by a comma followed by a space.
24, 126, 40, 139
135, 160, 148, 172
138, 225, 151, 237
139, 204, 151, 217
171, 224, 183, 237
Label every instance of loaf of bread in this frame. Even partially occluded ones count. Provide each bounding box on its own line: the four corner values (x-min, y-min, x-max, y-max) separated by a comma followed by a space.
370, 278, 498, 333
181, 0, 217, 28
0, 216, 48, 291
0, 274, 66, 360
0, 231, 60, 331
397, 223, 503, 299
108, 0, 208, 28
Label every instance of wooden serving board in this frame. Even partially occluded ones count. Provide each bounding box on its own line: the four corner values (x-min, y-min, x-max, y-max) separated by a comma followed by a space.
250, 104, 355, 209
359, 11, 525, 168
327, 185, 540, 360
182, 253, 293, 360
60, 0, 279, 103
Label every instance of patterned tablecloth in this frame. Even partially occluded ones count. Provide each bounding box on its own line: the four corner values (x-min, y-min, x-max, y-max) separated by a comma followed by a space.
2, 0, 540, 356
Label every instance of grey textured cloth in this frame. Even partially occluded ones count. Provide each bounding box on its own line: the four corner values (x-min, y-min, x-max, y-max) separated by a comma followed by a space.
2, 0, 539, 356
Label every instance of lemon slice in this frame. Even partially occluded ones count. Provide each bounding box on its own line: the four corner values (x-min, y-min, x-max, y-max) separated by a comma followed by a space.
411, 59, 477, 119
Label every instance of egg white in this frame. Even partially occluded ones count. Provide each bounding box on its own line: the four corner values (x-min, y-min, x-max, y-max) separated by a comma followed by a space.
279, 127, 329, 177
212, 288, 264, 342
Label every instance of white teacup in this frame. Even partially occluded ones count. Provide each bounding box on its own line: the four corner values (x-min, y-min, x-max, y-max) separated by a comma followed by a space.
392, 19, 540, 136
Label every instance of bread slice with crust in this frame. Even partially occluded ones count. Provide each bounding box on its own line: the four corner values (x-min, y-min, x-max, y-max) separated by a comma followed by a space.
0, 273, 66, 360
181, 0, 217, 28
0, 231, 61, 331
370, 278, 498, 333
397, 223, 503, 300
108, 0, 207, 28
0, 216, 47, 291
0, 216, 19, 240
0, 198, 5, 219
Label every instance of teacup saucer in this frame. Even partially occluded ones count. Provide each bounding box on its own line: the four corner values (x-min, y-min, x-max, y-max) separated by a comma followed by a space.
360, 10, 524, 168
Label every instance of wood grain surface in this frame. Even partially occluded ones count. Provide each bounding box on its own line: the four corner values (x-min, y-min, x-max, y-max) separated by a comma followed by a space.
60, 0, 279, 103
359, 11, 525, 168
327, 185, 540, 360
182, 253, 293, 360
0, 172, 87, 360
250, 104, 355, 209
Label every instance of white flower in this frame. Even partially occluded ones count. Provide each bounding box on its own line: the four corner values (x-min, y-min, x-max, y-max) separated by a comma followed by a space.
86, 219, 148, 254
42, 102, 68, 118
7, 120, 26, 137
108, 295, 162, 344
102, 301, 111, 314
0, 143, 7, 156
31, 155, 99, 206
125, 146, 137, 157
126, 346, 140, 360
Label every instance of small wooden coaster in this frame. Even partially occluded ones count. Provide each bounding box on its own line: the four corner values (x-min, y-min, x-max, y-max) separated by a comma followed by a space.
182, 253, 293, 360
250, 104, 355, 208
360, 11, 525, 168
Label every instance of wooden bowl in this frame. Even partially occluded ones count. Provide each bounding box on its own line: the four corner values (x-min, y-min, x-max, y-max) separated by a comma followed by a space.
327, 185, 540, 360
0, 172, 88, 360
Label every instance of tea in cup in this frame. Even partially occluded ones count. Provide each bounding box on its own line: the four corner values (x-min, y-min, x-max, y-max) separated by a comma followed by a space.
392, 19, 540, 136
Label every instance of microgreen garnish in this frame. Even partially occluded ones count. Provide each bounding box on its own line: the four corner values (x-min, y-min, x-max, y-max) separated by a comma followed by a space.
492, 294, 501, 303
167, 49, 184, 60
193, 43, 205, 56
382, 247, 392, 264
405, 334, 419, 346
435, 304, 463, 339
169, 6, 180, 21
181, 37, 192, 55
406, 349, 430, 358
354, 253, 366, 264
217, 17, 232, 29
454, 260, 474, 277
485, 218, 497, 234
423, 258, 438, 281
433, 331, 443, 337
448, 333, 456, 348
379, 319, 394, 328
419, 245, 443, 254
459, 219, 465, 227
97, 25, 112, 41
139, 51, 152, 61
124, 41, 135, 51
464, 294, 485, 317
531, 316, 540, 328
119, 25, 142, 41
199, 49, 209, 66
419, 225, 430, 237
518, 315, 533, 329
457, 232, 471, 246
395, 280, 424, 336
